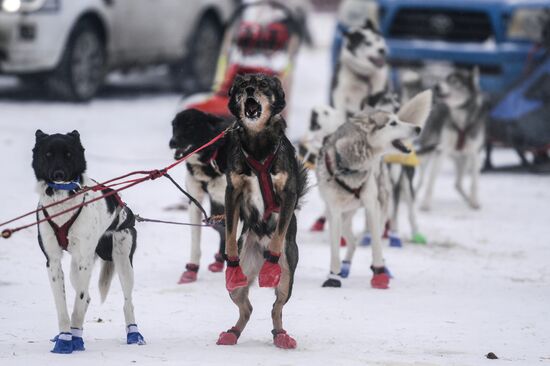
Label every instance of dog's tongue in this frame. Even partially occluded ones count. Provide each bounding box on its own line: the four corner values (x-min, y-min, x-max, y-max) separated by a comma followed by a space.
245, 98, 260, 116
369, 56, 385, 68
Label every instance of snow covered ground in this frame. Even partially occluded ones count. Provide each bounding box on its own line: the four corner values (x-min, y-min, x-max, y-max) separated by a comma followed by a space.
1, 13, 550, 366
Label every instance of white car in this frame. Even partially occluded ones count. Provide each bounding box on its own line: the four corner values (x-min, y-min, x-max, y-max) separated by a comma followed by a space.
0, 0, 235, 100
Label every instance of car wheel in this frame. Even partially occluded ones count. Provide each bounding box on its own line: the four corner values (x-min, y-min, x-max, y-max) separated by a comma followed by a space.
170, 14, 223, 94
48, 20, 106, 101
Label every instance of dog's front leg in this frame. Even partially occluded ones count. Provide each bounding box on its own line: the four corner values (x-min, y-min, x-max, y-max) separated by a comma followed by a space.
364, 185, 390, 289
224, 173, 247, 291
178, 176, 205, 284
259, 186, 297, 288
420, 150, 444, 211
321, 207, 343, 287
468, 152, 481, 209
47, 253, 74, 353
69, 250, 95, 348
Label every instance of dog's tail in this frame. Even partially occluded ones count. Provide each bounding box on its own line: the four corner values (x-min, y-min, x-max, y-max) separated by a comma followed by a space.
98, 260, 115, 303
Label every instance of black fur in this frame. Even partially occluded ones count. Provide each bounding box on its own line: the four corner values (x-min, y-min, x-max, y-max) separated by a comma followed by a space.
32, 130, 86, 183
228, 73, 286, 117
32, 130, 137, 264
169, 108, 231, 257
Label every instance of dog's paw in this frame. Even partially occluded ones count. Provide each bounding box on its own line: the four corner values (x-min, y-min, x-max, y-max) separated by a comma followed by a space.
225, 264, 248, 292
216, 327, 240, 346
71, 337, 85, 351
272, 329, 297, 349
127, 325, 146, 345
177, 263, 199, 284
259, 260, 281, 288
370, 266, 390, 289
322, 273, 342, 288
51, 333, 73, 354
360, 233, 372, 246
388, 233, 402, 248
208, 254, 225, 273
411, 232, 427, 244
310, 217, 326, 232
339, 261, 351, 278
469, 199, 481, 210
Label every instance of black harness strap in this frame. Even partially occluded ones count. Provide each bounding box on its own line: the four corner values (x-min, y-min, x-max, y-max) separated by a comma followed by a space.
324, 153, 363, 199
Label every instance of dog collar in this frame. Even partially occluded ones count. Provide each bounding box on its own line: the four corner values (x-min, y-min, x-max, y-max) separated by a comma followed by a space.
47, 177, 81, 191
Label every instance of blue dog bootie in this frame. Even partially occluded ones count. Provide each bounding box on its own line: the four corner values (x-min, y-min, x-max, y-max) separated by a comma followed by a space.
51, 332, 73, 354
340, 260, 352, 278
360, 232, 372, 246
388, 232, 403, 248
71, 327, 85, 351
127, 324, 146, 345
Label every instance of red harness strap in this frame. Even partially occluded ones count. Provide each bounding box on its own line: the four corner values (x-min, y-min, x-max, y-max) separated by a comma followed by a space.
42, 205, 84, 251
242, 144, 281, 221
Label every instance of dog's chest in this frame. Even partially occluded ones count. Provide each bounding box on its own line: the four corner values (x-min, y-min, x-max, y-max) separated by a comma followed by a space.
333, 72, 370, 112
241, 172, 285, 220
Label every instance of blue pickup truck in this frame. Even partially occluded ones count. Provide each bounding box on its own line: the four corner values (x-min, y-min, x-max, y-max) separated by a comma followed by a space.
334, 0, 550, 95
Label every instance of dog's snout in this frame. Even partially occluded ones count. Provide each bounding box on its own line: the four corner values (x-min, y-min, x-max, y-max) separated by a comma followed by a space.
378, 48, 386, 56
434, 84, 441, 93
245, 87, 255, 95
52, 170, 66, 182
415, 126, 422, 135
169, 138, 177, 149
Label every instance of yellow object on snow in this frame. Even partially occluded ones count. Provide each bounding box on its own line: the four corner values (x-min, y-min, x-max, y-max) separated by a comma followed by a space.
384, 146, 420, 166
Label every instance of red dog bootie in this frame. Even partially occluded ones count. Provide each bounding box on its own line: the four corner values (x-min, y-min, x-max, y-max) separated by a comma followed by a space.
310, 217, 326, 232
208, 253, 225, 273
177, 263, 199, 284
259, 251, 281, 288
225, 257, 248, 292
272, 329, 297, 349
370, 266, 390, 289
216, 327, 241, 346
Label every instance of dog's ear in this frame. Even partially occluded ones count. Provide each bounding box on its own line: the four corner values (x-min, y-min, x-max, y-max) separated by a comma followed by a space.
364, 19, 376, 31
397, 90, 432, 128
271, 76, 286, 115
228, 74, 244, 97
67, 130, 80, 140
35, 129, 48, 141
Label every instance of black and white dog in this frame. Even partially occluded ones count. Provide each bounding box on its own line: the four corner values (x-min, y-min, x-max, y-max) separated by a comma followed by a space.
217, 73, 307, 349
169, 109, 231, 283
330, 20, 389, 114
33, 130, 144, 354
419, 68, 486, 210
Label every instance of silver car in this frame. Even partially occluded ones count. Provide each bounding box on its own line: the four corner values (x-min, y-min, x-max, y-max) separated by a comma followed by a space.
0, 0, 235, 100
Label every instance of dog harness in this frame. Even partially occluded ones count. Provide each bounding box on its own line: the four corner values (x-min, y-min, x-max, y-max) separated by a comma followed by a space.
42, 205, 84, 251
241, 143, 281, 221
451, 98, 486, 151
324, 153, 363, 199
42, 183, 124, 251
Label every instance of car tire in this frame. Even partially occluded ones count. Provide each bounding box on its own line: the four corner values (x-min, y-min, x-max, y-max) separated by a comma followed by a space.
48, 20, 106, 101
170, 14, 223, 94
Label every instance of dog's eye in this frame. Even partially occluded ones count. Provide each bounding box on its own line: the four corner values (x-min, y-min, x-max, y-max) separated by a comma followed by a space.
365, 41, 372, 46
390, 121, 397, 126
65, 152, 72, 158
46, 152, 52, 158
259, 80, 268, 88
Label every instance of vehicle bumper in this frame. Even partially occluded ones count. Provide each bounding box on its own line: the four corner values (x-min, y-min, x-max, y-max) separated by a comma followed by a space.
387, 39, 533, 94
0, 12, 66, 74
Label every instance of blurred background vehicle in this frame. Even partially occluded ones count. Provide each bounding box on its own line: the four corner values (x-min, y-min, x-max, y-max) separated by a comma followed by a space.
334, 0, 550, 97
0, 0, 237, 101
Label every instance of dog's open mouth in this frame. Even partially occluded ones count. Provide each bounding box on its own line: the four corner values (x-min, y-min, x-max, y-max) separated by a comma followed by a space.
369, 56, 386, 68
174, 148, 187, 160
392, 139, 411, 154
244, 97, 262, 119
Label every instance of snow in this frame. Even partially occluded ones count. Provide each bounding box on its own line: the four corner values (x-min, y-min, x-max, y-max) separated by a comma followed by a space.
1, 13, 550, 366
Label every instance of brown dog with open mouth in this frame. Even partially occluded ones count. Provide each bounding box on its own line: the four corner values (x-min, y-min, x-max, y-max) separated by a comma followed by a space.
216, 73, 307, 349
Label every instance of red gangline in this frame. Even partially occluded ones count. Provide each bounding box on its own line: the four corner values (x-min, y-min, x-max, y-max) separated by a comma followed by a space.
1, 126, 230, 239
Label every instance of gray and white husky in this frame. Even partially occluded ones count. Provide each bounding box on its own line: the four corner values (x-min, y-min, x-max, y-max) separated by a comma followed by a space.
316, 90, 432, 288
419, 68, 487, 211
330, 20, 389, 114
